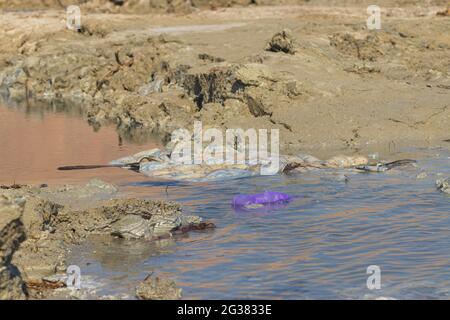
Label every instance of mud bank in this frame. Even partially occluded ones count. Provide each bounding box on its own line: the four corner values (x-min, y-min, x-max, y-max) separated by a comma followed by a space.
0, 195, 27, 299
1, 3, 450, 157
0, 180, 214, 299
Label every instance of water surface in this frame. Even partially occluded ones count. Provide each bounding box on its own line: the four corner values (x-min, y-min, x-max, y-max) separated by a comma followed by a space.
71, 151, 450, 300
0, 103, 159, 185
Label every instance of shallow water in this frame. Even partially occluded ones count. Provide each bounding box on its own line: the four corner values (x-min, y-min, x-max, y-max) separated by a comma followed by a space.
71, 153, 450, 300
1, 103, 449, 299
0, 103, 159, 185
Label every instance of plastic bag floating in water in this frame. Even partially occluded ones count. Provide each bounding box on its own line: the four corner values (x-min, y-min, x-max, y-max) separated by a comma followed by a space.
232, 191, 292, 208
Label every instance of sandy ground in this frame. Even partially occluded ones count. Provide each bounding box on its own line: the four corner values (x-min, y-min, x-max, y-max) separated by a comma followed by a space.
0, 2, 449, 160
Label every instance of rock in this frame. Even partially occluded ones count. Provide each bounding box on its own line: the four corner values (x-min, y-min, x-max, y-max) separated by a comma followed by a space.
266, 29, 297, 54
0, 195, 28, 300
151, 214, 183, 237
135, 274, 182, 300
70, 198, 208, 240
111, 204, 204, 239
436, 178, 450, 194
111, 215, 153, 239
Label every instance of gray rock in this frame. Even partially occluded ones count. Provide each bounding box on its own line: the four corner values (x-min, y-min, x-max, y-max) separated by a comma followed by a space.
436, 178, 450, 194
150, 214, 182, 237
111, 215, 153, 239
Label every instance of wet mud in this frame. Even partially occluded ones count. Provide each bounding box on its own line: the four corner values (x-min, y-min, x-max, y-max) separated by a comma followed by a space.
0, 180, 214, 299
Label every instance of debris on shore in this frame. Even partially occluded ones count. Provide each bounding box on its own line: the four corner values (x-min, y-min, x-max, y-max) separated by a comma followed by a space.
355, 159, 417, 172
74, 149, 417, 181
232, 191, 292, 208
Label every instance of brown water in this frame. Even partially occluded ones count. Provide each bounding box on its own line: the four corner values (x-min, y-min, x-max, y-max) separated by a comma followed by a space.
0, 103, 159, 186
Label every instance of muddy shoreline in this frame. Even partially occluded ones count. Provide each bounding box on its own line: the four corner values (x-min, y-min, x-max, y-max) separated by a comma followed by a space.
0, 180, 215, 299
0, 3, 449, 159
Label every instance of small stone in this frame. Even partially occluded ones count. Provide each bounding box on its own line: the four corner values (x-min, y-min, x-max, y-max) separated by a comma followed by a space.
266, 29, 297, 54
436, 178, 450, 194
135, 275, 182, 300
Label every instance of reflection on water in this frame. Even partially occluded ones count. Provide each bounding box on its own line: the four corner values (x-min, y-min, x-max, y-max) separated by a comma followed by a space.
70, 150, 450, 300
0, 103, 160, 185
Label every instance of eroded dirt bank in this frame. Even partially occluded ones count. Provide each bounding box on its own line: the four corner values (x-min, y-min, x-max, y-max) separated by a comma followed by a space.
0, 195, 27, 299
1, 2, 450, 157
0, 180, 214, 299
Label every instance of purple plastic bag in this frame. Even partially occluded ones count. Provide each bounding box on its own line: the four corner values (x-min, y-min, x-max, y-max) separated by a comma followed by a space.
232, 191, 292, 207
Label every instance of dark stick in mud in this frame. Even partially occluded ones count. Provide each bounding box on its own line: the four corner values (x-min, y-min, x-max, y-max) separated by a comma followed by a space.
58, 163, 141, 172
58, 156, 161, 172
